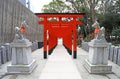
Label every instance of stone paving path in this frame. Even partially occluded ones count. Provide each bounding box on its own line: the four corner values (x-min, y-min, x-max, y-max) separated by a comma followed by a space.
39, 45, 82, 79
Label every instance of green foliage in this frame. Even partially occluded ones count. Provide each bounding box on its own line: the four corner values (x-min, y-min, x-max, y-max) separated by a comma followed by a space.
106, 1, 120, 14
84, 37, 91, 42
112, 27, 120, 37
112, 40, 120, 46
98, 13, 120, 33
77, 38, 82, 45
42, 0, 69, 13
110, 26, 120, 45
83, 33, 94, 42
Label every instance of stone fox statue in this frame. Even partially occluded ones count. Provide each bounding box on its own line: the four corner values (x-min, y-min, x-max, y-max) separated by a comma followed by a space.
14, 27, 24, 40
95, 27, 105, 40
13, 21, 28, 42
92, 21, 105, 40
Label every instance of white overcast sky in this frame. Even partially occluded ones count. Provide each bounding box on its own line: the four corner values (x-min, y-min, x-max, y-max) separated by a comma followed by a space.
30, 0, 52, 13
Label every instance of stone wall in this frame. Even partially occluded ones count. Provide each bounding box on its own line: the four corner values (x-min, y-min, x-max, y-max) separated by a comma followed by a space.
0, 0, 43, 43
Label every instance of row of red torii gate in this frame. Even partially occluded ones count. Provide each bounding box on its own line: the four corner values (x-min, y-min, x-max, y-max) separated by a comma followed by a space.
36, 13, 84, 59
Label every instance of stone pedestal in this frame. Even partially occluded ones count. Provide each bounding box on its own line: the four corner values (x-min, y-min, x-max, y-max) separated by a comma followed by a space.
84, 39, 112, 74
7, 39, 37, 74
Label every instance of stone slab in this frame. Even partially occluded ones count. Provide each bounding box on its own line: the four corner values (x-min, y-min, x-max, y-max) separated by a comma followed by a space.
82, 42, 89, 52
38, 42, 43, 48
108, 43, 112, 60
3, 43, 12, 61
109, 46, 115, 61
1, 46, 7, 64
7, 59, 37, 74
0, 49, 2, 65
117, 49, 120, 66
31, 42, 38, 51
113, 47, 119, 64
84, 59, 112, 74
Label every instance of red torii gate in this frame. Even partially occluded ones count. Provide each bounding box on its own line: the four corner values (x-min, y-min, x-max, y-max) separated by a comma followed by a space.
36, 13, 84, 59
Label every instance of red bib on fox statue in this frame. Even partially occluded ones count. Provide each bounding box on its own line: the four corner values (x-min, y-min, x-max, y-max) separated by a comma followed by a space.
94, 27, 100, 34
92, 20, 100, 37
20, 26, 26, 33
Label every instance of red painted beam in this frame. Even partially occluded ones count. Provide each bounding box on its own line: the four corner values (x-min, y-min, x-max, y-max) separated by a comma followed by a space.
35, 13, 84, 18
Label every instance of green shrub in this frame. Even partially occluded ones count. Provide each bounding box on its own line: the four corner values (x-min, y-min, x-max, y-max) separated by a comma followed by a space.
77, 38, 82, 46
111, 27, 120, 45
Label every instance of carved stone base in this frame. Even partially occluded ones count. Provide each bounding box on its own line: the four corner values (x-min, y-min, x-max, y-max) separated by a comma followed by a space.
7, 59, 37, 74
84, 60, 112, 74
7, 38, 37, 74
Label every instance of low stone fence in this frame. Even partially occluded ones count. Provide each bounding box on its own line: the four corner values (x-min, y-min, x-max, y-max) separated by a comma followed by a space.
38, 42, 43, 49
0, 41, 42, 66
31, 42, 38, 52
108, 44, 120, 66
81, 42, 89, 52
82, 42, 120, 66
0, 43, 12, 66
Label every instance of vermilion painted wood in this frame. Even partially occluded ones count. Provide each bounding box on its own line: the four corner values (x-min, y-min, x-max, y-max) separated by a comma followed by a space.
36, 13, 84, 59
